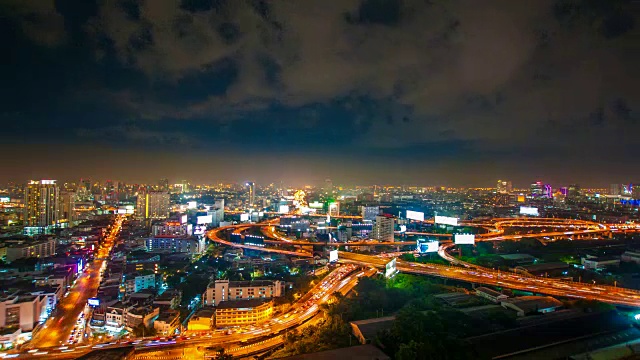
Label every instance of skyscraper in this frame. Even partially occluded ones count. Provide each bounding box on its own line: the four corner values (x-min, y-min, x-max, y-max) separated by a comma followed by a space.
159, 178, 169, 192
246, 182, 255, 208
24, 180, 60, 227
496, 180, 512, 194
530, 182, 544, 197
324, 178, 333, 194
60, 191, 76, 226
136, 191, 170, 219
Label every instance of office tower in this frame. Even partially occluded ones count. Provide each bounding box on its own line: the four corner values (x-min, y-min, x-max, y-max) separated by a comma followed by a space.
632, 184, 640, 200
24, 180, 60, 227
610, 184, 622, 196
567, 184, 581, 199
373, 215, 395, 242
530, 182, 544, 197
361, 206, 380, 221
159, 178, 169, 191
496, 180, 512, 194
544, 184, 552, 198
246, 182, 255, 208
136, 191, 170, 219
60, 191, 76, 226
180, 180, 189, 193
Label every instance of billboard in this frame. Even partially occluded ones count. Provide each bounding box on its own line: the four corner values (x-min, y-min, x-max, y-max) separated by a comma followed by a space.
187, 201, 197, 209
399, 225, 407, 233
240, 213, 250, 222
385, 258, 398, 278
309, 201, 324, 209
434, 216, 458, 226
406, 210, 425, 222
520, 206, 539, 216
88, 298, 100, 307
329, 250, 338, 263
197, 215, 213, 224
454, 234, 475, 245
417, 239, 438, 253
278, 205, 290, 214
193, 225, 206, 235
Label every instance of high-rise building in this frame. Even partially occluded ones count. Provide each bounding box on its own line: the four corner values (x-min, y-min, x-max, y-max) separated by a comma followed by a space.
159, 178, 169, 192
544, 184, 552, 198
530, 182, 544, 197
24, 180, 60, 227
246, 182, 255, 208
632, 184, 640, 200
373, 215, 395, 242
361, 206, 380, 221
610, 184, 623, 196
136, 191, 170, 219
567, 184, 581, 199
60, 191, 76, 226
496, 180, 512, 194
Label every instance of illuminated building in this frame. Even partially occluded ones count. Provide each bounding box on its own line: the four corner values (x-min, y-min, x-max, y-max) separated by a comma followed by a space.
373, 215, 394, 242
124, 273, 156, 294
496, 180, 512, 194
544, 184, 552, 198
203, 280, 284, 306
213, 298, 273, 328
0, 295, 47, 332
152, 218, 192, 237
530, 182, 544, 197
361, 206, 380, 221
60, 191, 76, 226
24, 180, 60, 228
158, 178, 169, 191
328, 201, 340, 217
3, 238, 57, 262
154, 311, 180, 336
567, 184, 581, 199
146, 236, 204, 254
187, 308, 215, 331
246, 182, 255, 208
135, 191, 170, 219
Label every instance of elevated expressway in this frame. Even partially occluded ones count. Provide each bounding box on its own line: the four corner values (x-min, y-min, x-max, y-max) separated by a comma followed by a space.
207, 217, 640, 307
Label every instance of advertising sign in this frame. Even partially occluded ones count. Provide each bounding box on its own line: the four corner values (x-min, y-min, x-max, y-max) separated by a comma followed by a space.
406, 210, 425, 221
417, 239, 439, 253
385, 258, 398, 278
434, 215, 458, 226
329, 250, 338, 263
454, 234, 476, 245
520, 206, 539, 216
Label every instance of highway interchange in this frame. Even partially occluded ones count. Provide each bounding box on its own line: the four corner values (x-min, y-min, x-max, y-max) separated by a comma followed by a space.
6, 214, 640, 359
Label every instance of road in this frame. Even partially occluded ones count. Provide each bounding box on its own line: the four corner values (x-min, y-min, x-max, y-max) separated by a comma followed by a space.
8, 263, 372, 359
339, 252, 640, 307
27, 216, 123, 349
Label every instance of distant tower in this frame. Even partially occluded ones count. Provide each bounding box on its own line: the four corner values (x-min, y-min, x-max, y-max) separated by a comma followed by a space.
246, 182, 255, 208
496, 180, 512, 194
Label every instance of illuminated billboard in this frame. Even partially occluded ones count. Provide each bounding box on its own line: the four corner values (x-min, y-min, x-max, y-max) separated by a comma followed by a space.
385, 258, 398, 278
520, 206, 539, 216
454, 234, 475, 245
329, 250, 338, 263
309, 201, 324, 209
406, 210, 425, 221
197, 215, 213, 224
278, 205, 290, 214
399, 225, 407, 233
187, 201, 197, 209
88, 298, 100, 307
417, 239, 438, 253
240, 213, 250, 222
193, 225, 206, 235
180, 214, 188, 224
434, 216, 458, 226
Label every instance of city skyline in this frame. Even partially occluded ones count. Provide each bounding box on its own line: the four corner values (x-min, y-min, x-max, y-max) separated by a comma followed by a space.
1, 1, 638, 184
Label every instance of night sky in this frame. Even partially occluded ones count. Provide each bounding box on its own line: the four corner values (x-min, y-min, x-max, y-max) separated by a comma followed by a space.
1, 0, 638, 186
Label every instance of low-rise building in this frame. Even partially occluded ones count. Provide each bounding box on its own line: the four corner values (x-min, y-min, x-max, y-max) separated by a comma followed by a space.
581, 255, 620, 270
214, 299, 273, 328
203, 279, 284, 306
125, 306, 159, 331
124, 273, 156, 295
188, 308, 215, 331
475, 287, 508, 303
146, 236, 204, 254
501, 296, 563, 317
0, 294, 47, 331
154, 310, 180, 336
2, 237, 57, 263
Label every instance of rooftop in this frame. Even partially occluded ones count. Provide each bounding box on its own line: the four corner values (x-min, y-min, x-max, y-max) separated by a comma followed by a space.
476, 287, 505, 298
216, 298, 271, 310
502, 296, 563, 312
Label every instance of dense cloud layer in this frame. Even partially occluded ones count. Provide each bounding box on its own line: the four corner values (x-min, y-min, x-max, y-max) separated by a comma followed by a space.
1, 0, 638, 185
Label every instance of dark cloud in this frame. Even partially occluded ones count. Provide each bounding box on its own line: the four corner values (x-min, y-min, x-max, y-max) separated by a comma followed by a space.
1, 0, 639, 185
